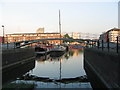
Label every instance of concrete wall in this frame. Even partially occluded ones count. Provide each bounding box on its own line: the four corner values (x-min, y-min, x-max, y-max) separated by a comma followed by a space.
2, 48, 35, 69
2, 59, 35, 85
84, 48, 120, 89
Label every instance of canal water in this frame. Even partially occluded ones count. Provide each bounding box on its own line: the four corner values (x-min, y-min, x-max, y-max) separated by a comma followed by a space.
32, 49, 85, 79
4, 48, 92, 89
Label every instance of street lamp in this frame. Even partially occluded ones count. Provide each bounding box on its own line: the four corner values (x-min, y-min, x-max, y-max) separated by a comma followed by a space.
2, 25, 4, 43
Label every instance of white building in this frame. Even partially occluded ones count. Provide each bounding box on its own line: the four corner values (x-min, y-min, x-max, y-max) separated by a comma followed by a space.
72, 33, 80, 39
62, 32, 99, 40
80, 33, 99, 40
99, 28, 120, 43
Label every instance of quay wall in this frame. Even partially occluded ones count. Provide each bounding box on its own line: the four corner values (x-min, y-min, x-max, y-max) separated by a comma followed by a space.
84, 48, 120, 89
2, 59, 35, 85
2, 48, 35, 70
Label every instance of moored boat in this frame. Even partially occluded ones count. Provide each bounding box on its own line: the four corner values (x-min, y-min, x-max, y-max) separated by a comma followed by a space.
69, 44, 84, 49
35, 47, 50, 55
50, 45, 66, 57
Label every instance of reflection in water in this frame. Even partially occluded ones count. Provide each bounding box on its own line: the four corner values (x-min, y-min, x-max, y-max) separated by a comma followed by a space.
29, 49, 85, 79
21, 49, 91, 88
64, 48, 83, 59
3, 49, 92, 88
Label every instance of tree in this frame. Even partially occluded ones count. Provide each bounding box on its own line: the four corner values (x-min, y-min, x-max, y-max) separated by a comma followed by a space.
63, 34, 73, 43
64, 34, 71, 38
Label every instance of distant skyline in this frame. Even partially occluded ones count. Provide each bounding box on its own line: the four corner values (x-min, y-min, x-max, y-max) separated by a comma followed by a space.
0, 0, 119, 36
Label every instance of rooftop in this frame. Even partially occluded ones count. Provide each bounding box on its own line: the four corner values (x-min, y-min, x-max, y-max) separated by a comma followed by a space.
6, 32, 60, 35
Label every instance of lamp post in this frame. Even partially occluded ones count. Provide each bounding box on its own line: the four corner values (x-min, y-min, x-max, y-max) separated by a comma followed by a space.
2, 25, 4, 44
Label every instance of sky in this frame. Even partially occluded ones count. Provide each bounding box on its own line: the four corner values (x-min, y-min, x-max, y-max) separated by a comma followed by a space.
0, 0, 119, 36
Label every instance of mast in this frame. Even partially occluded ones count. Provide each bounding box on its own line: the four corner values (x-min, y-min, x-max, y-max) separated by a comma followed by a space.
59, 10, 62, 45
59, 11, 62, 89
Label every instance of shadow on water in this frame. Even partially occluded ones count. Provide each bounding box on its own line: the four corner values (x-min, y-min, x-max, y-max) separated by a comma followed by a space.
2, 59, 35, 86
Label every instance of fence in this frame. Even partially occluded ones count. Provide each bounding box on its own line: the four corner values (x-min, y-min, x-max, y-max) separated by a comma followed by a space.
96, 37, 120, 53
1, 42, 32, 50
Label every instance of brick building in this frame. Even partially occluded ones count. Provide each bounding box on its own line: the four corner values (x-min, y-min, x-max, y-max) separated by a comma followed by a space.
5, 33, 63, 45
0, 36, 2, 43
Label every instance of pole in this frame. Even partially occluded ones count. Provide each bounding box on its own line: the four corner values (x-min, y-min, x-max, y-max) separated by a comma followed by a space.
14, 39, 16, 49
59, 10, 61, 45
59, 58, 62, 88
92, 41, 94, 48
97, 40, 99, 49
102, 40, 104, 51
107, 38, 109, 52
2, 25, 4, 44
7, 42, 8, 49
117, 36, 118, 53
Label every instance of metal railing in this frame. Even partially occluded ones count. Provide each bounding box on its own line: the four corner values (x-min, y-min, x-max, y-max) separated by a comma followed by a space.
1, 42, 16, 50
95, 37, 120, 53
1, 42, 33, 50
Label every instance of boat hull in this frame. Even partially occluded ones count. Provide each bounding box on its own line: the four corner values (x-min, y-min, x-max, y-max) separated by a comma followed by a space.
35, 51, 50, 56
50, 50, 65, 57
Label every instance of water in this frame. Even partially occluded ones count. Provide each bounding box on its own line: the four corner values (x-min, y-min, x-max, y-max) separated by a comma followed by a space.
22, 48, 92, 88
30, 49, 85, 79
3, 48, 92, 89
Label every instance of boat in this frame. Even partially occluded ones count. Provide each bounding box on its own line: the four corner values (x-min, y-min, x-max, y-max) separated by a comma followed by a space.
50, 10, 67, 57
69, 44, 84, 49
50, 45, 66, 57
35, 47, 50, 56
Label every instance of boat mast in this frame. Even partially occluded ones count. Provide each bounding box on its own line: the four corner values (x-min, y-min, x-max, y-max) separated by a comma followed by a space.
59, 10, 62, 88
59, 10, 61, 45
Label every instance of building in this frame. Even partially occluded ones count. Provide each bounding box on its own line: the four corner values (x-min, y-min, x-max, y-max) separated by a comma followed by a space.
99, 32, 107, 42
62, 32, 99, 40
0, 36, 2, 43
36, 27, 44, 33
62, 32, 81, 39
99, 28, 120, 43
5, 33, 63, 45
72, 33, 80, 39
80, 33, 99, 40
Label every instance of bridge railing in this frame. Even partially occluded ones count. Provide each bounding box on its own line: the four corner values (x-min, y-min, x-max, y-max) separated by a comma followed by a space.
1, 38, 98, 50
